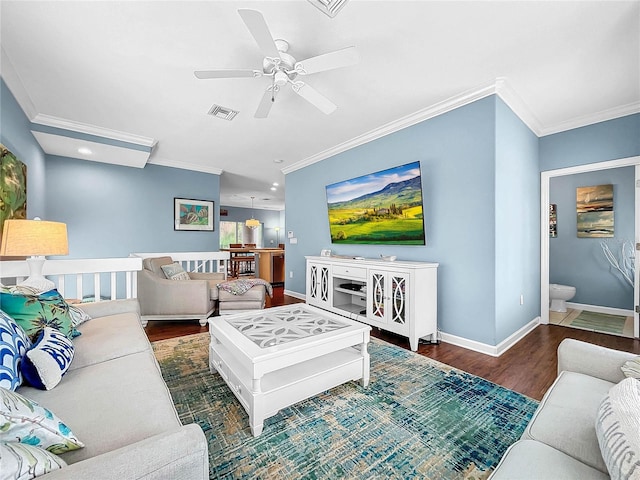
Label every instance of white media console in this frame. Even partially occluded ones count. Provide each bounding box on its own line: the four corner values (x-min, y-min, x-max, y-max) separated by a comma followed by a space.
305, 256, 438, 351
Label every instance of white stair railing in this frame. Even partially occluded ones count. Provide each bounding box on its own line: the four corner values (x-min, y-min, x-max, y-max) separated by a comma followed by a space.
0, 257, 142, 301
130, 251, 229, 279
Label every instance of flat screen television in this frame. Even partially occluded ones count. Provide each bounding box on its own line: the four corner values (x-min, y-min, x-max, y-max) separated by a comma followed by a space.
325, 161, 426, 245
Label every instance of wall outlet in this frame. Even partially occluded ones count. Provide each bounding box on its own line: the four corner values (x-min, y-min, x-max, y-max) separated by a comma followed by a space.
289, 271, 294, 278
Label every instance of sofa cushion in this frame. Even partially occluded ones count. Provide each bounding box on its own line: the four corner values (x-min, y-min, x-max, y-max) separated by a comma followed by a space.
142, 256, 174, 277
69, 312, 150, 371
595, 377, 640, 480
161, 262, 191, 281
19, 350, 181, 464
22, 327, 75, 390
489, 440, 610, 480
0, 386, 84, 454
0, 309, 31, 391
0, 442, 67, 479
621, 356, 640, 379
0, 289, 79, 340
523, 370, 613, 473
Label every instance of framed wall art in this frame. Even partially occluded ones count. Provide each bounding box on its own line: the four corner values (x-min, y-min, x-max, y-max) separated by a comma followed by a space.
174, 197, 214, 231
576, 184, 613, 238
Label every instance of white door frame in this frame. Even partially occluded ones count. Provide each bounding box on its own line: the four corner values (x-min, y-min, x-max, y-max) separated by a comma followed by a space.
540, 155, 640, 338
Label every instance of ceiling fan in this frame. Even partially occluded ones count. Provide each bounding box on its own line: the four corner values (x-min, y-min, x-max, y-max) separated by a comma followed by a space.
194, 9, 358, 118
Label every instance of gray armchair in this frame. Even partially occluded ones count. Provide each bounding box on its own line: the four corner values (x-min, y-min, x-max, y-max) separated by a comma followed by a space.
137, 256, 224, 326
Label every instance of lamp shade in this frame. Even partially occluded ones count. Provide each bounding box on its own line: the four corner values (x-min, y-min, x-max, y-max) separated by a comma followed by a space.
245, 218, 260, 228
0, 219, 69, 257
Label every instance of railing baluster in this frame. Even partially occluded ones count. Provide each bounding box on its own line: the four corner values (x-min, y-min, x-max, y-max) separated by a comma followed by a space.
111, 272, 117, 300
76, 275, 83, 302
94, 273, 101, 302
58, 276, 65, 297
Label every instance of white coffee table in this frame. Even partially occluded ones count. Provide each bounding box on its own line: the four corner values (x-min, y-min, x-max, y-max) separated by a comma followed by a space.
208, 304, 371, 436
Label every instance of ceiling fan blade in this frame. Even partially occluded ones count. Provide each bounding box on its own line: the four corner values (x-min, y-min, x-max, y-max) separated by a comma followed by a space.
238, 9, 281, 59
294, 46, 358, 75
194, 69, 261, 79
255, 86, 279, 118
291, 82, 337, 115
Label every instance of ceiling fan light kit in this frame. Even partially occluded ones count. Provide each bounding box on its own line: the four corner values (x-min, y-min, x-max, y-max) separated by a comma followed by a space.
194, 9, 358, 118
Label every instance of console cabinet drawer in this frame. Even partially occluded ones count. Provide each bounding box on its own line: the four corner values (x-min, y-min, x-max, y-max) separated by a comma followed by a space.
332, 265, 366, 279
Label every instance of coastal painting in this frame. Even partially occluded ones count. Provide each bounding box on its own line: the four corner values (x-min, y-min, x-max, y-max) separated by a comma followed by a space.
576, 184, 613, 238
174, 197, 214, 231
325, 162, 426, 245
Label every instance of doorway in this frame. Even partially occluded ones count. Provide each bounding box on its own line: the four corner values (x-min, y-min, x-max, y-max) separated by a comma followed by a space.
540, 156, 640, 338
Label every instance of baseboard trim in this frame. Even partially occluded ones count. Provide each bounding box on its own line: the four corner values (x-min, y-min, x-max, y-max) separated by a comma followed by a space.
285, 289, 306, 301
566, 302, 633, 317
439, 317, 541, 357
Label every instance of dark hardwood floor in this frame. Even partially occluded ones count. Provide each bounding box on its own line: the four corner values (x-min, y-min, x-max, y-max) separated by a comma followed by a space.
145, 287, 640, 401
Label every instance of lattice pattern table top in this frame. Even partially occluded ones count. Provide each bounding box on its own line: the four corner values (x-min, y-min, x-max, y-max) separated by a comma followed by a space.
226, 306, 349, 348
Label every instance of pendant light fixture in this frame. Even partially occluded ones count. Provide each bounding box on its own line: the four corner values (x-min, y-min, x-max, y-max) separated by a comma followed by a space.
246, 196, 260, 229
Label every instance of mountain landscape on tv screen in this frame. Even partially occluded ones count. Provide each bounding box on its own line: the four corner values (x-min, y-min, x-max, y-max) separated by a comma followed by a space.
327, 174, 426, 245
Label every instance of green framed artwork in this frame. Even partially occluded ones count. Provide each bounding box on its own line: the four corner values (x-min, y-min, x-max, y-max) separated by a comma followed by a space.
174, 197, 214, 231
0, 144, 27, 239
576, 184, 613, 238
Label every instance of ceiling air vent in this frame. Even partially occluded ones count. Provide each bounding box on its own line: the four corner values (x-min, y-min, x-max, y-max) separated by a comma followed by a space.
306, 0, 349, 18
208, 104, 239, 121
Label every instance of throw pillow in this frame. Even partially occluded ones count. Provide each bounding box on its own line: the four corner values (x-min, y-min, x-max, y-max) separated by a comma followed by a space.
0, 442, 67, 479
68, 304, 91, 328
0, 386, 84, 454
0, 289, 79, 341
161, 262, 190, 281
595, 377, 640, 480
21, 327, 75, 390
0, 310, 31, 391
621, 356, 640, 379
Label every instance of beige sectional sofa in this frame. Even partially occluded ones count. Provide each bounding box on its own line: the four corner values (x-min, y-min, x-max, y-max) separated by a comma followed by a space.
490, 338, 638, 480
16, 299, 209, 479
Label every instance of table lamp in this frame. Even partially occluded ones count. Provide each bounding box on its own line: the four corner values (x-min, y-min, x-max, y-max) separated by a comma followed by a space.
0, 218, 68, 292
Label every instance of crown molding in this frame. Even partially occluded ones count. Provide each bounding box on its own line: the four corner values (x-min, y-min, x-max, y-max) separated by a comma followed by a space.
539, 101, 640, 137
147, 156, 223, 175
32, 113, 156, 148
283, 80, 499, 175
494, 77, 544, 135
1, 47, 38, 120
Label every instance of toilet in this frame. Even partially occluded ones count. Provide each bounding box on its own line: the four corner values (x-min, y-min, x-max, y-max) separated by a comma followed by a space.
549, 284, 576, 313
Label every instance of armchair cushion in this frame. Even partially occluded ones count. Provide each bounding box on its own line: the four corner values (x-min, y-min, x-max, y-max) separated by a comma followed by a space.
142, 257, 173, 277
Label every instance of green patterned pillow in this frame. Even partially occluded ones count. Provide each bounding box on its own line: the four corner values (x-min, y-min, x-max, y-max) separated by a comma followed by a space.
0, 289, 79, 340
0, 442, 67, 478
0, 387, 84, 454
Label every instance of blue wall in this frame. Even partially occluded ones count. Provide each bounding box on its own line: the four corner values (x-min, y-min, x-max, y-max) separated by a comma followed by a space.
550, 167, 634, 309
286, 96, 519, 346
540, 114, 640, 171
45, 156, 220, 258
0, 79, 46, 217
494, 98, 540, 342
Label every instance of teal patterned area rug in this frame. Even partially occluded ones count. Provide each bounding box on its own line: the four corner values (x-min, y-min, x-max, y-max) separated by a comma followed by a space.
153, 333, 537, 480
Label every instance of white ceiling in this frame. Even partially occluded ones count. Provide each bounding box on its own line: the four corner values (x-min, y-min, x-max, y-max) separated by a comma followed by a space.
2, 1, 639, 210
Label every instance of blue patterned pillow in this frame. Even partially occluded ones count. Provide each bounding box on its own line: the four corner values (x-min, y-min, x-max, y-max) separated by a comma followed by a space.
21, 327, 75, 390
0, 386, 84, 454
0, 310, 31, 391
1, 442, 67, 478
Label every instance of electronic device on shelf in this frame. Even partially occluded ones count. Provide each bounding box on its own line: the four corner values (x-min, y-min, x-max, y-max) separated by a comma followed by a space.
339, 283, 362, 291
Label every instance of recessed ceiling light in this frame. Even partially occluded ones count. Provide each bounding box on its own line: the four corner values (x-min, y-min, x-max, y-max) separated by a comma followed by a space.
270, 187, 276, 191
272, 182, 279, 186
78, 147, 92, 155
273, 159, 283, 164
